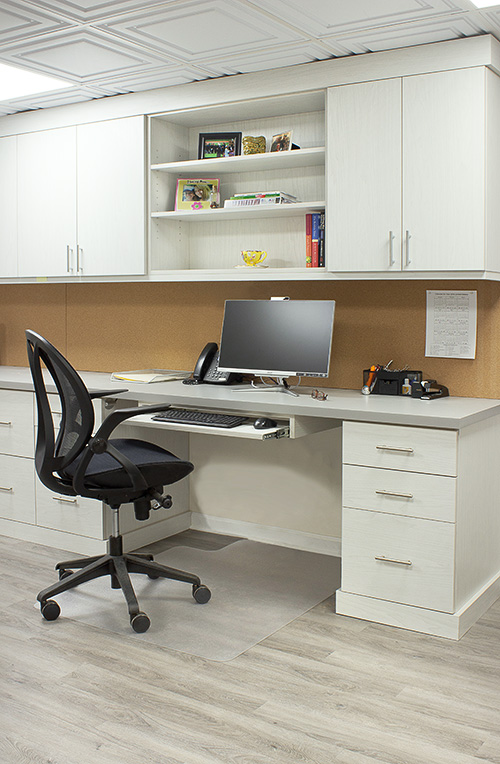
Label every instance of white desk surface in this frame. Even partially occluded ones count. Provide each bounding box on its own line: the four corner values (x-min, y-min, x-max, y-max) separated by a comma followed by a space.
1, 365, 499, 430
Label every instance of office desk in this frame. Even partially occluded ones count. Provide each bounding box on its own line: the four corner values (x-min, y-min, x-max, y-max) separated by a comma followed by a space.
1, 366, 500, 639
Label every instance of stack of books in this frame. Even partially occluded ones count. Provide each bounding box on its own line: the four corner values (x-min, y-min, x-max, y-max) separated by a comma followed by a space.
224, 191, 297, 208
306, 212, 325, 268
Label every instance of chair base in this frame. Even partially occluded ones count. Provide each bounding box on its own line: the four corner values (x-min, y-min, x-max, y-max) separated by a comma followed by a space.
37, 546, 211, 632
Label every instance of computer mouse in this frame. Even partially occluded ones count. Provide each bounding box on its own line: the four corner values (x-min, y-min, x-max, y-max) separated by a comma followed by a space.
253, 417, 277, 430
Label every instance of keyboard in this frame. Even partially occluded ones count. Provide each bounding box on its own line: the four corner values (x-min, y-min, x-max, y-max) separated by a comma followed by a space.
152, 408, 248, 428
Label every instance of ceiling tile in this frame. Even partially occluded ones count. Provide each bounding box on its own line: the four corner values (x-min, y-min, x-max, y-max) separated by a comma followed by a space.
0, 0, 73, 44
94, 64, 209, 92
206, 42, 341, 76
246, 0, 468, 39
13, 0, 176, 23
97, 0, 305, 62
0, 28, 169, 81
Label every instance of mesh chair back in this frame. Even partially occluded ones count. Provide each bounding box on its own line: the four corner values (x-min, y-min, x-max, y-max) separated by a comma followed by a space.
26, 330, 95, 491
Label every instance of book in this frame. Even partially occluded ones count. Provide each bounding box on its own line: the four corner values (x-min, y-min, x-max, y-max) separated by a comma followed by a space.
305, 213, 312, 267
231, 191, 297, 201
318, 212, 325, 268
224, 197, 295, 208
311, 212, 320, 268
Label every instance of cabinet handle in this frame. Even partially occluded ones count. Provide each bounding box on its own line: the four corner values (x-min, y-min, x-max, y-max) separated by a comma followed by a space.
376, 445, 414, 453
389, 231, 395, 267
375, 489, 414, 499
0, 486, 13, 492
77, 245, 83, 274
405, 230, 411, 267
375, 555, 412, 566
52, 496, 78, 504
0, 420, 12, 427
66, 245, 74, 274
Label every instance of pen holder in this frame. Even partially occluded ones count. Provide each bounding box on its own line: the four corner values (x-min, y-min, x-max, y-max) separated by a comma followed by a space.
363, 369, 422, 396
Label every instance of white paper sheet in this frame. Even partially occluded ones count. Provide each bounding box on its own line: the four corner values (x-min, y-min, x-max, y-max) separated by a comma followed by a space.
425, 290, 477, 359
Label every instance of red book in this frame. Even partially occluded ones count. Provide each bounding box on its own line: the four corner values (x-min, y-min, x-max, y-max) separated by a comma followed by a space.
305, 214, 312, 267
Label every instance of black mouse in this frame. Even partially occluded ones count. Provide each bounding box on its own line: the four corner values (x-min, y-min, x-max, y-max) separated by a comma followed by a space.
253, 417, 277, 430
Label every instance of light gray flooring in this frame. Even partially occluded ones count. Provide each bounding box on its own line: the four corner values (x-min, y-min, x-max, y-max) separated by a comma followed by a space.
2, 530, 500, 764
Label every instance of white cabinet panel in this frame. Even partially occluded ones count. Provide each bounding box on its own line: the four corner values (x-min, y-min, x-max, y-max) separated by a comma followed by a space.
17, 127, 77, 278
327, 78, 401, 272
77, 117, 146, 276
35, 481, 104, 538
0, 389, 34, 457
342, 507, 455, 612
0, 454, 35, 523
403, 68, 485, 271
0, 136, 17, 277
343, 421, 457, 476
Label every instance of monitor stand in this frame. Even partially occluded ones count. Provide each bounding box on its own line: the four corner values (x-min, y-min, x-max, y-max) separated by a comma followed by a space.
233, 377, 299, 398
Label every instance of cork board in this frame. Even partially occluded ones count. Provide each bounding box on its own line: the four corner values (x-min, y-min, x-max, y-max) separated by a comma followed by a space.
1, 279, 499, 399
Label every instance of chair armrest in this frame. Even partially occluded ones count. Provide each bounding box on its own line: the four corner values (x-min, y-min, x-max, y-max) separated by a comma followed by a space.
89, 388, 129, 399
93, 403, 172, 441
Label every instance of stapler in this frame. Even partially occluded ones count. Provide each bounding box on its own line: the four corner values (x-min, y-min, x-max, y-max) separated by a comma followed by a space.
412, 379, 449, 400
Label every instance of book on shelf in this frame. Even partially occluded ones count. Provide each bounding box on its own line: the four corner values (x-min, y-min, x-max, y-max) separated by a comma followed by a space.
232, 191, 297, 201
318, 212, 325, 268
306, 214, 312, 267
306, 212, 324, 268
224, 196, 297, 208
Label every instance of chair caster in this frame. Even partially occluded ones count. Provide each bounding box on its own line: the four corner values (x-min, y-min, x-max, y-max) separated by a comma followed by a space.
193, 584, 211, 604
147, 572, 160, 579
58, 568, 73, 580
40, 599, 61, 621
130, 612, 151, 633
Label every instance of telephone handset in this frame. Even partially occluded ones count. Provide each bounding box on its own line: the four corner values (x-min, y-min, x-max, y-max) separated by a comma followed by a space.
183, 342, 240, 385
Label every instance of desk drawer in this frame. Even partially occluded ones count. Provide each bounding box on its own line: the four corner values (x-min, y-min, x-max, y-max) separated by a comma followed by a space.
342, 507, 455, 612
35, 482, 105, 539
343, 421, 457, 476
0, 390, 34, 457
343, 464, 456, 522
0, 453, 35, 523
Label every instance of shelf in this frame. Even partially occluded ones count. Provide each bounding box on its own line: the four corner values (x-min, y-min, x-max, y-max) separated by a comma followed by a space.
148, 267, 330, 281
152, 201, 325, 222
151, 147, 325, 175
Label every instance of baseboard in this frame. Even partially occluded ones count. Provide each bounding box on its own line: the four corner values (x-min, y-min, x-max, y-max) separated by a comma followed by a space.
190, 512, 341, 556
336, 570, 500, 640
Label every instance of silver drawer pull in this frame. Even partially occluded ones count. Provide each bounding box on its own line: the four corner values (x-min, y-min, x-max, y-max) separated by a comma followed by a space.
0, 421, 12, 427
375, 555, 412, 566
376, 445, 414, 453
375, 489, 414, 499
52, 496, 78, 504
0, 486, 13, 492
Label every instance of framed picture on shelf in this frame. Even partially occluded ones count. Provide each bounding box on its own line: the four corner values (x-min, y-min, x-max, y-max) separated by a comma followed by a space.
175, 178, 220, 211
270, 131, 292, 152
198, 132, 242, 159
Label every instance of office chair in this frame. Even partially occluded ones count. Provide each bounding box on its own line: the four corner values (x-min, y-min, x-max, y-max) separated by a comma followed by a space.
26, 330, 211, 633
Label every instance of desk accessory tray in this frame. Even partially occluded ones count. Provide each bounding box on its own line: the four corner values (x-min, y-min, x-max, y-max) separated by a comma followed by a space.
110, 369, 189, 384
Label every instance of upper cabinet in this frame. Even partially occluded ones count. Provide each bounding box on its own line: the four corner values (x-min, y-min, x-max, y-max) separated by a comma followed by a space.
327, 67, 500, 275
17, 116, 146, 279
149, 92, 326, 280
0, 136, 18, 278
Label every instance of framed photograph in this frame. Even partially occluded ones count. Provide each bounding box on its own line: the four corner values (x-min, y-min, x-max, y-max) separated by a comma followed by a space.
175, 178, 220, 211
270, 131, 292, 152
198, 132, 242, 159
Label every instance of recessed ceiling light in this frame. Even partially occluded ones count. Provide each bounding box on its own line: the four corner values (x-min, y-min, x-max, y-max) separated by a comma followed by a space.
468, 1, 499, 7
0, 62, 72, 101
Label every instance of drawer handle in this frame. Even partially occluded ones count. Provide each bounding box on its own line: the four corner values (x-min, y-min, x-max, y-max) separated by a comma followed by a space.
375, 555, 412, 566
375, 489, 414, 499
52, 496, 78, 504
0, 421, 12, 427
376, 445, 414, 453
0, 486, 13, 492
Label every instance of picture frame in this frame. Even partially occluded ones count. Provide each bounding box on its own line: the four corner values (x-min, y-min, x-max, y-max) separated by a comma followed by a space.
175, 178, 220, 211
198, 132, 242, 159
270, 131, 292, 152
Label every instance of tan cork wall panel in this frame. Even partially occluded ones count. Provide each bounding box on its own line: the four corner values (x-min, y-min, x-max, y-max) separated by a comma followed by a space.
1, 279, 499, 398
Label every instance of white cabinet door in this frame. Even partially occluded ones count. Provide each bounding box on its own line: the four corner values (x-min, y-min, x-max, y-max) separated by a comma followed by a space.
76, 116, 146, 276
403, 68, 486, 272
17, 127, 77, 277
0, 136, 17, 277
327, 78, 402, 272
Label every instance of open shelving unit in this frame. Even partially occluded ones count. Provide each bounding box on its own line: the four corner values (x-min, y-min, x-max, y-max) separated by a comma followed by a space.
148, 91, 329, 280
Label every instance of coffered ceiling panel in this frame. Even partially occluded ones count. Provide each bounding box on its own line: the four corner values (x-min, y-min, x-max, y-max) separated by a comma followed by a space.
0, 0, 498, 114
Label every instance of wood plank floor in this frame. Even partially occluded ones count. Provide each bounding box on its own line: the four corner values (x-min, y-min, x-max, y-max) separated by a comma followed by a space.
2, 530, 500, 764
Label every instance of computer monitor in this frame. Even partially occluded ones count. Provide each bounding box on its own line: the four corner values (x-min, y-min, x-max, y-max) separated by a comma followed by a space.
218, 299, 335, 383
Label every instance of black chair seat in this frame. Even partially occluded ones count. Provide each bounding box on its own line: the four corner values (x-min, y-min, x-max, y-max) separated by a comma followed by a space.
61, 438, 193, 489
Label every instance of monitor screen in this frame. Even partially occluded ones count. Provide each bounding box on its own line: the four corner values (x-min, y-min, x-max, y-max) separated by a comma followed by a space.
218, 299, 335, 378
